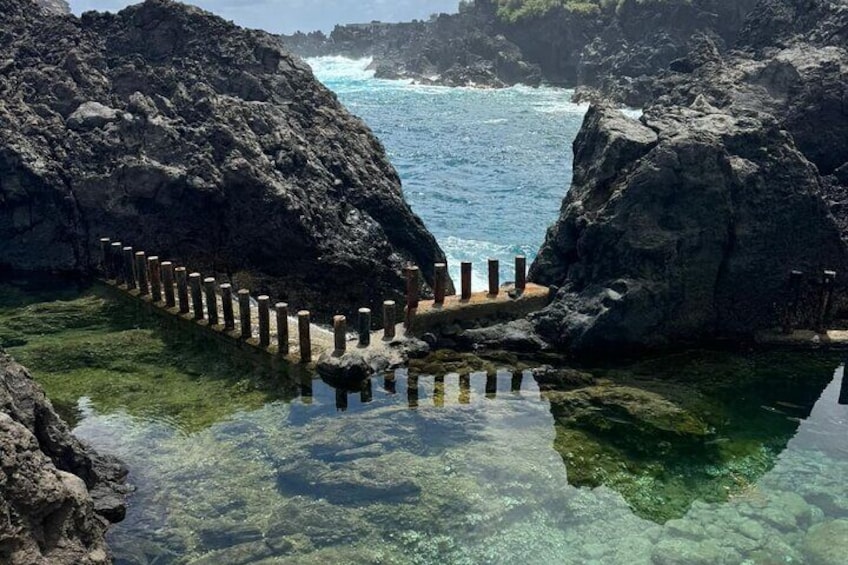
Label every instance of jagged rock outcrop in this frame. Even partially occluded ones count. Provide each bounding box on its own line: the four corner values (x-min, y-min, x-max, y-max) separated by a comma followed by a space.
33, 0, 70, 15
529, 102, 848, 353
0, 0, 450, 319
1, 349, 128, 564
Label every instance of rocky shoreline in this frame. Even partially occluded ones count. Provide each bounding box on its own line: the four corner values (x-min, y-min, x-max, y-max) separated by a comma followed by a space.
1, 348, 129, 564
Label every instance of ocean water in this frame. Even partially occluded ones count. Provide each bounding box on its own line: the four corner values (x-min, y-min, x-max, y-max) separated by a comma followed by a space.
307, 56, 590, 289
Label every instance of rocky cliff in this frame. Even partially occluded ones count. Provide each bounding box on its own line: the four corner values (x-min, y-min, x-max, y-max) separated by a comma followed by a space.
529, 0, 848, 353
282, 0, 758, 94
1, 348, 128, 564
0, 0, 450, 319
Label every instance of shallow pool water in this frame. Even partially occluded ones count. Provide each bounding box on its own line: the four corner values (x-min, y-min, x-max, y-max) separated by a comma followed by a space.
2, 278, 847, 564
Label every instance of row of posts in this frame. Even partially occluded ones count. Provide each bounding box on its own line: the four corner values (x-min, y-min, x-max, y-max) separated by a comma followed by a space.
404, 256, 527, 309
101, 238, 529, 361
100, 238, 320, 362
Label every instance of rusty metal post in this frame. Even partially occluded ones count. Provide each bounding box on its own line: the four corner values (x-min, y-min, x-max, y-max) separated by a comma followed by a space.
298, 310, 312, 363
461, 261, 472, 300
123, 247, 136, 290
334, 315, 347, 354
434, 263, 447, 305
149, 257, 162, 303
162, 262, 176, 308
358, 308, 371, 347
488, 259, 499, 296
238, 289, 251, 339
459, 374, 471, 405
220, 284, 235, 330
135, 252, 149, 296
276, 303, 289, 356
405, 266, 420, 309
175, 267, 189, 314
383, 300, 396, 339
515, 255, 527, 292
204, 277, 218, 325
511, 371, 523, 394
258, 295, 270, 347
189, 273, 203, 320
486, 372, 497, 399
99, 238, 112, 277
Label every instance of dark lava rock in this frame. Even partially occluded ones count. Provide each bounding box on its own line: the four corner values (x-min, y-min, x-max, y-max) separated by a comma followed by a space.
0, 348, 129, 564
0, 0, 450, 319
530, 102, 848, 353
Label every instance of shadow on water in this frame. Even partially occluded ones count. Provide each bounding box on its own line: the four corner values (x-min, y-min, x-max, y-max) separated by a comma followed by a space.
0, 273, 302, 431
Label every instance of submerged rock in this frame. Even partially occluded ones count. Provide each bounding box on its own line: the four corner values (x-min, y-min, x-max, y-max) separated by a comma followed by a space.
803, 520, 848, 565
0, 348, 128, 564
0, 0, 449, 319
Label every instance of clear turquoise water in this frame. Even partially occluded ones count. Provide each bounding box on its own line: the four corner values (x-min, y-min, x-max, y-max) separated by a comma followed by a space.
307, 56, 595, 289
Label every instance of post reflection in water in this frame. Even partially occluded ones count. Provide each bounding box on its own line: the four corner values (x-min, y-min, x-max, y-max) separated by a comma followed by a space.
434, 376, 445, 408
299, 373, 313, 405
360, 378, 373, 404
384, 373, 397, 394
459, 374, 471, 404
408, 375, 419, 408
512, 372, 523, 394
335, 387, 348, 412
840, 365, 848, 405
486, 373, 497, 399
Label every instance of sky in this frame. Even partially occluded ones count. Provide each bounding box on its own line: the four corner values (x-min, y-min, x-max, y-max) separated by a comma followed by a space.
68, 0, 461, 34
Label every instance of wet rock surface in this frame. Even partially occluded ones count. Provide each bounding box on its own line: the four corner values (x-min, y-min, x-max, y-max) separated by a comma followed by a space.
0, 0, 449, 320
0, 348, 128, 564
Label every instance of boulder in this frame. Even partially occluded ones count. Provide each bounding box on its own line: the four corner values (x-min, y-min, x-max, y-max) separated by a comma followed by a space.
0, 0, 450, 320
0, 348, 128, 564
530, 103, 848, 353
803, 520, 848, 565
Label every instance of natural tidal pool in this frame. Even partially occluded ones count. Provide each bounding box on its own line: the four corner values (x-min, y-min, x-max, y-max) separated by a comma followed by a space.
2, 277, 848, 564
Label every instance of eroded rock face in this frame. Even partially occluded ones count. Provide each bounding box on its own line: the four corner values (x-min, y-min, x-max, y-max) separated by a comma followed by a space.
0, 349, 127, 564
0, 0, 449, 319
530, 103, 848, 353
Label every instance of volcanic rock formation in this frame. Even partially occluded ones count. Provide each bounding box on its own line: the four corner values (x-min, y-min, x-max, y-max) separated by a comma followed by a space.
0, 349, 128, 564
0, 0, 450, 319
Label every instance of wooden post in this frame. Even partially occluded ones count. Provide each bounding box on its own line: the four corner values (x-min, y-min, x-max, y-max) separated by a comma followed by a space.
135, 252, 149, 296
258, 295, 270, 347
110, 242, 123, 284
175, 267, 189, 314
383, 300, 396, 339
298, 310, 312, 363
405, 266, 420, 309
488, 259, 499, 296
515, 255, 527, 292
238, 289, 251, 339
162, 262, 176, 308
148, 257, 162, 303
99, 238, 112, 277
434, 263, 447, 305
358, 308, 371, 347
461, 261, 472, 300
360, 378, 373, 403
189, 273, 203, 320
334, 315, 347, 354
276, 303, 289, 356
221, 284, 235, 330
204, 277, 218, 325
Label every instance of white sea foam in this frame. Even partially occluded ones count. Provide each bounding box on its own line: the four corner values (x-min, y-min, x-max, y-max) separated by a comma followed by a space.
441, 236, 536, 292
305, 56, 375, 82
